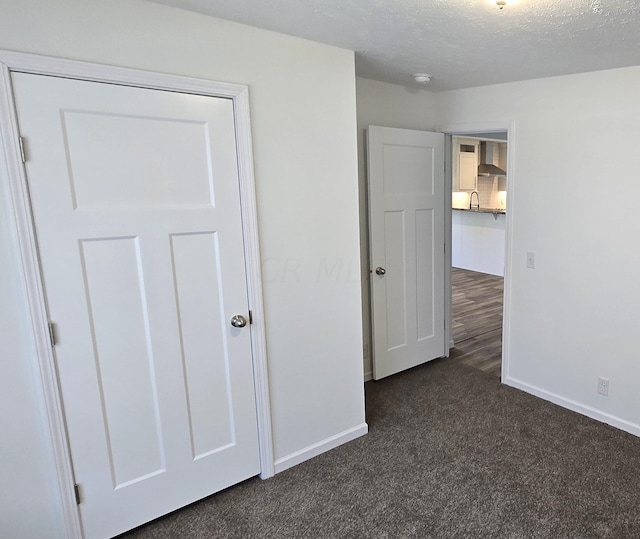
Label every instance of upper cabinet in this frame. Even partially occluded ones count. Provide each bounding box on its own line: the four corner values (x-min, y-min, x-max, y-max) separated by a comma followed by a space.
459, 146, 477, 190
453, 137, 478, 191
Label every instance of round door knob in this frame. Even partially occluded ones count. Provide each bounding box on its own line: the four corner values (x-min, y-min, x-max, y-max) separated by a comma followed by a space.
230, 314, 247, 328
375, 266, 386, 276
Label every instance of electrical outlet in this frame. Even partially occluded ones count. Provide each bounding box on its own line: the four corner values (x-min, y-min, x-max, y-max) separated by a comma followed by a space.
597, 377, 609, 397
526, 252, 535, 269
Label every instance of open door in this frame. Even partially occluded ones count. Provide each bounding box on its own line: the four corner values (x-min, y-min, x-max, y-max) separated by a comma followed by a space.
367, 126, 446, 380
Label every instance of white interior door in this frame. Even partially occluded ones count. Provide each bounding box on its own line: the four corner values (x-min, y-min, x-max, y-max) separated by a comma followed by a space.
367, 126, 446, 380
12, 73, 261, 538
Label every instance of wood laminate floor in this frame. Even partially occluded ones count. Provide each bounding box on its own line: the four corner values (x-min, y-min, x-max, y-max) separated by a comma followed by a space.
451, 267, 503, 378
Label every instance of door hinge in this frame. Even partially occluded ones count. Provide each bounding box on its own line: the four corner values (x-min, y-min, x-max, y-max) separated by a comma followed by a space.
48, 322, 56, 347
74, 483, 81, 505
248, 310, 253, 325
18, 136, 26, 163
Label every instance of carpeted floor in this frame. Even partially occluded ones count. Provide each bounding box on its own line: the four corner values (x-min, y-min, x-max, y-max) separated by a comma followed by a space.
121, 357, 640, 538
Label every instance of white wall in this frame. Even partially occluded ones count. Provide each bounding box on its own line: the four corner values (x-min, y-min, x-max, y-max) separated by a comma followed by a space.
355, 77, 439, 379
0, 1, 366, 536
357, 68, 640, 437
436, 67, 640, 435
452, 211, 505, 276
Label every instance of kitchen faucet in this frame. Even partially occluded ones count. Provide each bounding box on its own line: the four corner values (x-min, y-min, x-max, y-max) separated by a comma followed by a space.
469, 191, 480, 210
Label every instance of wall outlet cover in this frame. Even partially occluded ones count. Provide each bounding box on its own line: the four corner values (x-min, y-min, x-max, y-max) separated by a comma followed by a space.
598, 377, 609, 396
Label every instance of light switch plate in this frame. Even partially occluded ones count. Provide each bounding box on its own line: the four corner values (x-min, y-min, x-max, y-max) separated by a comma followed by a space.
526, 252, 535, 269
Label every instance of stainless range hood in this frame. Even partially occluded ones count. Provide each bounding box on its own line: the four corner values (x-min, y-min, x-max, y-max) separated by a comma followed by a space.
478, 141, 506, 177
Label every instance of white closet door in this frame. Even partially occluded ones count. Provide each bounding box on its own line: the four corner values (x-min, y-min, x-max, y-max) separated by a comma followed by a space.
12, 72, 261, 538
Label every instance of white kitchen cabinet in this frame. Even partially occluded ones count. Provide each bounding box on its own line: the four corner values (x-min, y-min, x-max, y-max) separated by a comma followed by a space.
459, 150, 477, 190
453, 137, 478, 191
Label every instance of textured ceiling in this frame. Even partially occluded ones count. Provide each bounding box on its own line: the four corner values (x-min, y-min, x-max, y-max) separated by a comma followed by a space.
151, 0, 640, 91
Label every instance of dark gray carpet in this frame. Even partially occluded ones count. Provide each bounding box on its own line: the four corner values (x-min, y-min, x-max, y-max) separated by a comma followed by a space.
122, 358, 640, 538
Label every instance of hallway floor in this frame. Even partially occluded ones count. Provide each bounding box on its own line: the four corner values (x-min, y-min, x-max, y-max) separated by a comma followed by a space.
451, 267, 503, 378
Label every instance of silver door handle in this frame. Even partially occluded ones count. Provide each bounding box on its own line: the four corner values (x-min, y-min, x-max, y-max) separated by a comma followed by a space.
375, 267, 386, 276
230, 314, 247, 328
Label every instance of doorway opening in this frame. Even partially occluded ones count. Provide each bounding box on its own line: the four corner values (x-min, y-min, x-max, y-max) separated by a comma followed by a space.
447, 130, 510, 379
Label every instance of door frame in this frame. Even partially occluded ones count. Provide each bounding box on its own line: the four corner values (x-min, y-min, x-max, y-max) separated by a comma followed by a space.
0, 50, 273, 538
438, 120, 515, 383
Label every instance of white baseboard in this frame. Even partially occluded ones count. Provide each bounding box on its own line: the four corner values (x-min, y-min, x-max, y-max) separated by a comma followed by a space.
364, 370, 373, 382
504, 376, 640, 438
273, 423, 369, 474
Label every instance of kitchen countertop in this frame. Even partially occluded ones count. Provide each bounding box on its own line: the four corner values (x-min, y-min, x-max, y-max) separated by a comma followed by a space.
453, 207, 506, 215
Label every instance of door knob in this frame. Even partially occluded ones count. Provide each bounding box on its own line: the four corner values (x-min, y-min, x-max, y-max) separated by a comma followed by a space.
375, 267, 386, 276
230, 314, 247, 328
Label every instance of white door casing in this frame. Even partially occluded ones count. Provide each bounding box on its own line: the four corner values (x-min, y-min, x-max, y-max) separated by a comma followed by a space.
439, 120, 515, 384
367, 126, 446, 380
5, 64, 264, 536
